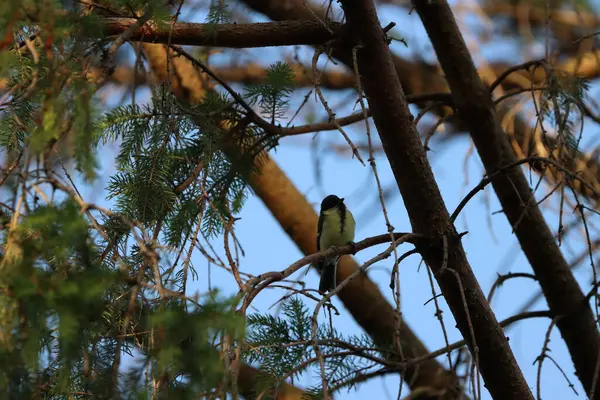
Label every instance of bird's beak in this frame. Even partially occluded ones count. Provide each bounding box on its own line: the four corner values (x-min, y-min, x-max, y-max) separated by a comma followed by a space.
340, 198, 345, 203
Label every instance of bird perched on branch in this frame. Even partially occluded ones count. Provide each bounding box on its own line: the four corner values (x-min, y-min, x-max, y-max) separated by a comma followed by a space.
316, 194, 356, 293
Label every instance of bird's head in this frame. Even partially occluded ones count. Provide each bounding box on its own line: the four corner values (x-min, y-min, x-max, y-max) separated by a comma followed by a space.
320, 194, 344, 212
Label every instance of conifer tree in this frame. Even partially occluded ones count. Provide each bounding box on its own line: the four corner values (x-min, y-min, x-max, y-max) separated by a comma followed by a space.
1, 0, 599, 399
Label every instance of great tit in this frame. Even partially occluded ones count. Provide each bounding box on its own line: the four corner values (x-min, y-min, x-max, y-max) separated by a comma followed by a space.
316, 194, 356, 293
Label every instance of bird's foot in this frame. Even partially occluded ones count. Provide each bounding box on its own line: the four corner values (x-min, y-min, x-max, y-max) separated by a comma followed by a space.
327, 245, 340, 255
348, 241, 358, 255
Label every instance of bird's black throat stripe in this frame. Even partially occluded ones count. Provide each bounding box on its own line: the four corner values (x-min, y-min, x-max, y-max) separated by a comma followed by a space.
338, 201, 347, 234
316, 212, 323, 251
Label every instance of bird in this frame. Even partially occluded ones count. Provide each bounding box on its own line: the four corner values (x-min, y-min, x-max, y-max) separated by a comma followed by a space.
316, 194, 356, 293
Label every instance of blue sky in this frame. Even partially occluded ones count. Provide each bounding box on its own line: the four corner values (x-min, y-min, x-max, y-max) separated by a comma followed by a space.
223, 134, 584, 399
82, 1, 600, 398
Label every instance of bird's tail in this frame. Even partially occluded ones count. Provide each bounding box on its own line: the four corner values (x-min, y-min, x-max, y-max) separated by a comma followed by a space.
318, 258, 338, 293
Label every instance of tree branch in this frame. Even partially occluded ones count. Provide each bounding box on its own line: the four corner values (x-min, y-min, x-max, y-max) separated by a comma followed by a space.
413, 1, 600, 397
338, 0, 533, 398
104, 18, 343, 48
238, 0, 600, 206
140, 40, 461, 398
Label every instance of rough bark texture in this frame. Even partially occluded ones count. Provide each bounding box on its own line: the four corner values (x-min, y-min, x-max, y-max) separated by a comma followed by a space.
249, 150, 459, 398
105, 18, 342, 48
239, 0, 600, 205
140, 42, 459, 398
140, 42, 307, 399
338, 0, 534, 398
413, 1, 600, 397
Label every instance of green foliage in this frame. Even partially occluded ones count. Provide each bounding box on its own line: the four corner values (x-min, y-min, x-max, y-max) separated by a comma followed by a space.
149, 294, 244, 387
0, 197, 246, 398
0, 56, 38, 153
0, 0, 21, 33
99, 0, 172, 23
0, 15, 256, 393
19, 199, 92, 265
0, 1, 303, 399
95, 293, 245, 399
539, 72, 589, 152
244, 297, 384, 396
245, 62, 296, 124
0, 5, 103, 180
0, 199, 118, 397
98, 87, 254, 241
206, 0, 232, 25
0, 2, 377, 398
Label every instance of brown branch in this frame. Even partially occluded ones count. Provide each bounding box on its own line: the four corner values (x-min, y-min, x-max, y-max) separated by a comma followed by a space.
414, 1, 600, 398
451, 155, 600, 223
482, 2, 600, 44
381, 1, 600, 50
214, 53, 600, 93
100, 10, 153, 85
117, 296, 310, 399
488, 59, 545, 94
104, 18, 343, 48
248, 161, 461, 396
278, 93, 451, 136
280, 109, 372, 136
146, 38, 465, 399
0, 66, 149, 92
246, 232, 419, 291
213, 62, 356, 90
409, 310, 553, 372
237, 364, 309, 399
139, 39, 461, 398
338, 0, 532, 398
239, 0, 600, 206
137, 40, 312, 400
174, 159, 204, 193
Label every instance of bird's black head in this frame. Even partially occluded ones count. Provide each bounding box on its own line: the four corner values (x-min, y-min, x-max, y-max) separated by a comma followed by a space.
321, 194, 343, 211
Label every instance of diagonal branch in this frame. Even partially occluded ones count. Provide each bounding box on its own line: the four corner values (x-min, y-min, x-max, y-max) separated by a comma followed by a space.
238, 0, 600, 205
247, 150, 462, 398
337, 0, 533, 398
413, 1, 600, 397
141, 39, 461, 399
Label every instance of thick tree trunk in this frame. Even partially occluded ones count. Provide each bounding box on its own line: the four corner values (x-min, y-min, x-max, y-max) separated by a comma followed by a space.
337, 0, 533, 398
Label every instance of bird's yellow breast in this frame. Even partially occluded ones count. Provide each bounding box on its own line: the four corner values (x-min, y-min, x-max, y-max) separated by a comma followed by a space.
319, 207, 356, 250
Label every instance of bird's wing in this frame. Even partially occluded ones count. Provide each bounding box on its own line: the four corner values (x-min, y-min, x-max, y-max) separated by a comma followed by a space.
348, 208, 356, 240
317, 212, 324, 251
